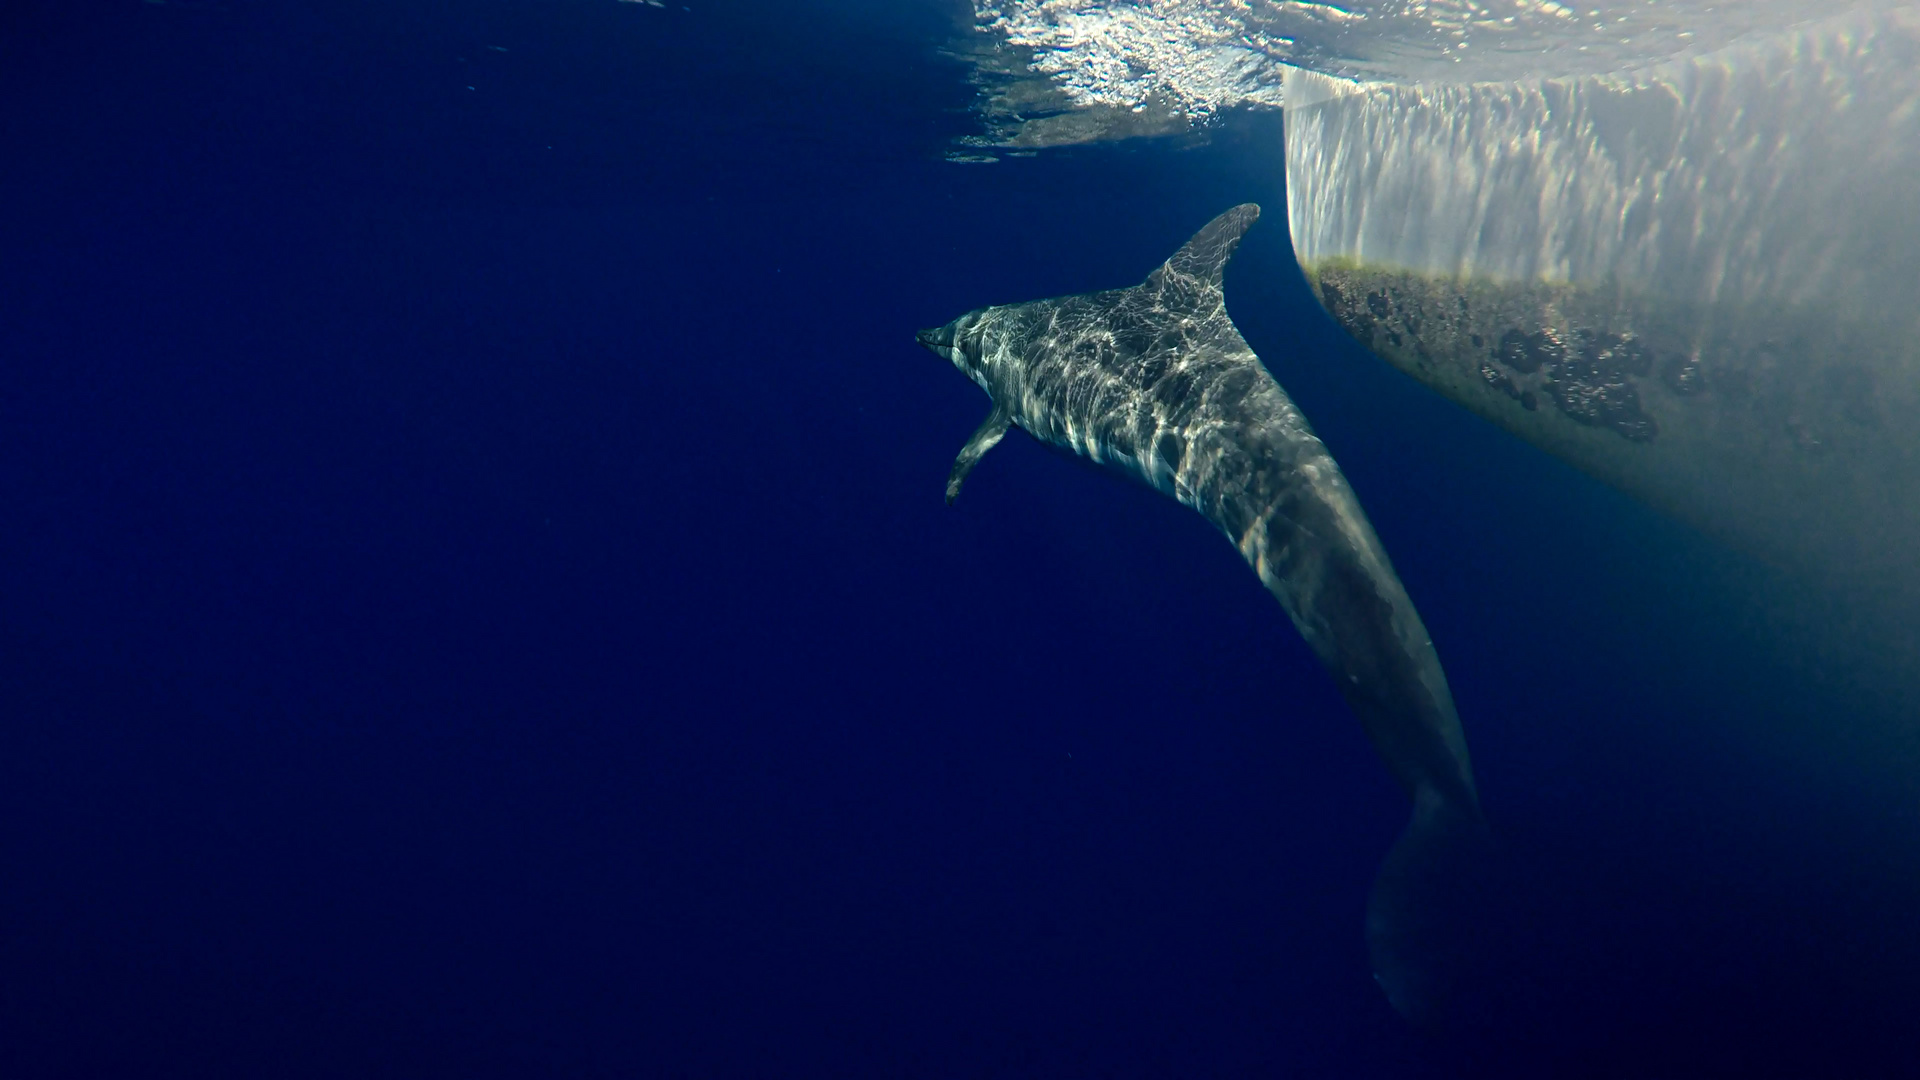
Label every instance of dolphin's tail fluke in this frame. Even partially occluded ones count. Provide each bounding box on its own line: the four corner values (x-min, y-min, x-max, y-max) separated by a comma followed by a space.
1365, 784, 1492, 1030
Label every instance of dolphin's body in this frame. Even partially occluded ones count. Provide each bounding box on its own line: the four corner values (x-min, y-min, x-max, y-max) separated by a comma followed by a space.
918, 205, 1482, 1018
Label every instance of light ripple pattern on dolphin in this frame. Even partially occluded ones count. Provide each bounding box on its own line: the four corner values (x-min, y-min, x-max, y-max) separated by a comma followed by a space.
917, 204, 1485, 1023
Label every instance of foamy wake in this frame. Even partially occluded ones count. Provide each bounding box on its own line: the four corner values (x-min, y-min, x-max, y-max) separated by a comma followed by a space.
966, 0, 1858, 135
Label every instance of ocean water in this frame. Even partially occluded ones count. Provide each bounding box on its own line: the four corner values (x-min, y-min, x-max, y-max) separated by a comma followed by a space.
3, 2, 1918, 1077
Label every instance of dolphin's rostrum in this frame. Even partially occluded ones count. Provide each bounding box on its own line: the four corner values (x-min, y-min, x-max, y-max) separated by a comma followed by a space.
918, 205, 1484, 1021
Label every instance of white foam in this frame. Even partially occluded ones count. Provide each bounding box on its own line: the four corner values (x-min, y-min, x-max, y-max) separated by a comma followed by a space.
970, 0, 1871, 119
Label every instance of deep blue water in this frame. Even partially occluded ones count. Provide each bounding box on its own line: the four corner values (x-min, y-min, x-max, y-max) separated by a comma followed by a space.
4, 2, 1919, 1076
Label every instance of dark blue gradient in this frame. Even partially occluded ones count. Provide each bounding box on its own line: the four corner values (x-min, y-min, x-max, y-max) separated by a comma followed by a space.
3, 2, 1917, 1076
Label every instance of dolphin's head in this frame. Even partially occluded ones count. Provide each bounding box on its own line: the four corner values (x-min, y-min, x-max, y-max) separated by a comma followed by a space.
915, 309, 992, 391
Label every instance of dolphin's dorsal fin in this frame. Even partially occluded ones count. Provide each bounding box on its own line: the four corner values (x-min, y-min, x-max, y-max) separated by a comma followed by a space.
946, 403, 1012, 505
1144, 203, 1261, 311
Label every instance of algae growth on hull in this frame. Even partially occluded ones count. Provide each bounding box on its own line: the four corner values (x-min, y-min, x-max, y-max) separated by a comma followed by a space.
1304, 261, 1920, 591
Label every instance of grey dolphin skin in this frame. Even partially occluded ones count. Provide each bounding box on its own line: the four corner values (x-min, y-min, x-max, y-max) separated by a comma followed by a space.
917, 205, 1484, 1021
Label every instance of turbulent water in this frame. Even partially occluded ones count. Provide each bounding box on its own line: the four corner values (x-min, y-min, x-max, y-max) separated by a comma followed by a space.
957, 0, 1860, 146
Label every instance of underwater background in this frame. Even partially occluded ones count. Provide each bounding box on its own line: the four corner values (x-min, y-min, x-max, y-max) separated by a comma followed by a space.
3, 1, 1918, 1076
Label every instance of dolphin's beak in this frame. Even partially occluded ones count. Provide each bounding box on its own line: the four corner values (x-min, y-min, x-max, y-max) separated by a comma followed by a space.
915, 325, 954, 354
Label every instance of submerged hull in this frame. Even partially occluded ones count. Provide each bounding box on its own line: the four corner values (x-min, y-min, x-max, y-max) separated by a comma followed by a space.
1284, 5, 1920, 595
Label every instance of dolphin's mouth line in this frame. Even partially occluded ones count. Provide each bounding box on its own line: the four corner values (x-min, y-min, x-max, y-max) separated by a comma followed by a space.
916, 326, 957, 355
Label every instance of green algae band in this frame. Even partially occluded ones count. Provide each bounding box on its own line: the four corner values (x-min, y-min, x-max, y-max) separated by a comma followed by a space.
1284, 6, 1920, 596
1304, 263, 1920, 591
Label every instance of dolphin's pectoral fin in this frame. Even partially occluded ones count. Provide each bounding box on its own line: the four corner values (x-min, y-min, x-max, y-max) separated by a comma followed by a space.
947, 404, 1012, 505
1144, 203, 1260, 310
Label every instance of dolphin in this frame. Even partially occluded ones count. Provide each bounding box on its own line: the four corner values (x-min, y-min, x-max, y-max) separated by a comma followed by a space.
917, 204, 1485, 1021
